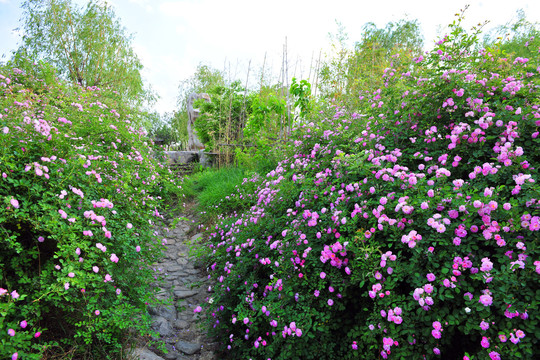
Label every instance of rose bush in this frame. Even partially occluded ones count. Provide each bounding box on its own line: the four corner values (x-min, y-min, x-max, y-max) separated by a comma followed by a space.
0, 58, 181, 358
200, 18, 539, 360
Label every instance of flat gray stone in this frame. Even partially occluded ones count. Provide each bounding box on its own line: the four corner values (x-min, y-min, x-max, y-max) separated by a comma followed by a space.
162, 344, 178, 360
174, 289, 197, 299
150, 305, 177, 321
190, 233, 203, 242
174, 319, 189, 329
167, 265, 185, 272
152, 316, 173, 337
132, 347, 165, 360
175, 340, 201, 355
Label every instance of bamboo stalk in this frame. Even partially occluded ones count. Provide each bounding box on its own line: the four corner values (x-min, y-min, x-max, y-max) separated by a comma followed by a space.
313, 49, 321, 98
284, 37, 291, 136
241, 59, 251, 134
259, 52, 266, 93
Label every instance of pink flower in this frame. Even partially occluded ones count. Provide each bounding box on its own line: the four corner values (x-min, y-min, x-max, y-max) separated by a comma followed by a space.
11, 290, 19, 299
12, 353, 18, 360
136, 245, 141, 252
95, 310, 100, 315
327, 299, 334, 306
479, 294, 493, 306
8, 328, 15, 336
110, 254, 119, 263
320, 272, 326, 279
194, 306, 202, 313
479, 320, 489, 330
34, 332, 41, 338
481, 336, 490, 348
10, 198, 19, 209
126, 223, 133, 229
92, 266, 99, 273
64, 282, 70, 290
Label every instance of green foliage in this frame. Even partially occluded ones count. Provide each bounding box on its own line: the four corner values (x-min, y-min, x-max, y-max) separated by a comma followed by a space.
485, 9, 540, 60
18, 0, 152, 106
182, 167, 260, 222
194, 81, 254, 152
318, 19, 423, 108
198, 12, 540, 360
145, 111, 182, 148
0, 60, 181, 359
290, 78, 312, 120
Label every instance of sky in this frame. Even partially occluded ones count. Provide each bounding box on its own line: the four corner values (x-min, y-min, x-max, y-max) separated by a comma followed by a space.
1, 0, 540, 115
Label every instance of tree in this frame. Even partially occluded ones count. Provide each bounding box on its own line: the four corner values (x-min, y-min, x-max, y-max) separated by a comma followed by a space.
18, 0, 151, 105
174, 64, 226, 149
484, 9, 540, 60
318, 19, 424, 108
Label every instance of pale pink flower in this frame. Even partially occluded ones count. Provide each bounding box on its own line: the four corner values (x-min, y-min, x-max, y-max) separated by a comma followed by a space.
10, 198, 19, 209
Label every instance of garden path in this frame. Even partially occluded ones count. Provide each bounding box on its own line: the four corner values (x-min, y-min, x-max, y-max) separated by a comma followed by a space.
132, 206, 217, 360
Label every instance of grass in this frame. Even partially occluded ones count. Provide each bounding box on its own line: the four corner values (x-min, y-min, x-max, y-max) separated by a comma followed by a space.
182, 166, 257, 222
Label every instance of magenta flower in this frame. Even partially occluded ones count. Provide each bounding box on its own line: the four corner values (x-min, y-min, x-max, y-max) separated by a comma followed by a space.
8, 328, 15, 336
481, 336, 490, 348
194, 306, 202, 313
479, 294, 493, 306
479, 320, 489, 330
20, 320, 27, 328
320, 272, 326, 279
327, 299, 334, 306
12, 353, 18, 360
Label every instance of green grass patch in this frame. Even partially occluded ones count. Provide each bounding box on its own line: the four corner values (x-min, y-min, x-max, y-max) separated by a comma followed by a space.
183, 166, 260, 221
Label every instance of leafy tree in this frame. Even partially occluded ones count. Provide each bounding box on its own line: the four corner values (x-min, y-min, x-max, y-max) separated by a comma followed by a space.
18, 0, 151, 106
318, 19, 424, 108
174, 64, 226, 149
194, 80, 254, 152
484, 9, 540, 59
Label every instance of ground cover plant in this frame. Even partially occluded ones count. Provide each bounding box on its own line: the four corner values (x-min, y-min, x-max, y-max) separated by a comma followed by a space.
200, 15, 540, 360
0, 59, 180, 359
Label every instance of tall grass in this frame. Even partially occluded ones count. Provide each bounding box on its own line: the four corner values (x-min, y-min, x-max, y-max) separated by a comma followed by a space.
182, 166, 258, 221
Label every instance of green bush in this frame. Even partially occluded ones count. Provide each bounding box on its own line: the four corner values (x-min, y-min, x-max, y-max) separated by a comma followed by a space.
0, 60, 181, 359
200, 15, 539, 360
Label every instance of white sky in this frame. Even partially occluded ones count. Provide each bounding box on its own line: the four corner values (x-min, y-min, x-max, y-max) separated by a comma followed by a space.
2, 0, 540, 114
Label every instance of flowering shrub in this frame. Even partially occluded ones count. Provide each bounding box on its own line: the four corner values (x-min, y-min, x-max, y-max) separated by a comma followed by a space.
0, 60, 180, 358
201, 18, 539, 360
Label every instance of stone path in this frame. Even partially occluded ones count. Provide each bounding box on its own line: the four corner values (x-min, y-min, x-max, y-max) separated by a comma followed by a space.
131, 211, 217, 360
